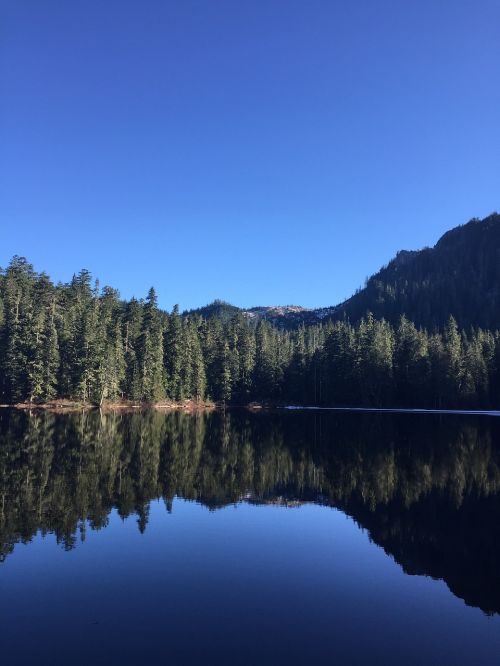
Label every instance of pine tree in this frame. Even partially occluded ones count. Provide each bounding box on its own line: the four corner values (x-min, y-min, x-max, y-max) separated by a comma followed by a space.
164, 305, 184, 400
189, 322, 206, 401
181, 319, 206, 401
123, 298, 143, 400
321, 321, 357, 406
236, 323, 256, 402
462, 333, 489, 407
443, 316, 463, 406
394, 316, 429, 407
41, 298, 60, 400
356, 314, 394, 406
254, 322, 275, 400
27, 280, 60, 402
1, 257, 37, 402
217, 339, 232, 404
138, 288, 165, 402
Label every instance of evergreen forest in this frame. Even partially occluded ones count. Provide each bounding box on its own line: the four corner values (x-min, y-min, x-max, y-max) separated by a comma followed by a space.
1, 254, 500, 409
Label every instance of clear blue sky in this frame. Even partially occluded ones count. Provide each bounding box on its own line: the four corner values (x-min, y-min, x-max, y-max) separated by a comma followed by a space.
1, 0, 499, 311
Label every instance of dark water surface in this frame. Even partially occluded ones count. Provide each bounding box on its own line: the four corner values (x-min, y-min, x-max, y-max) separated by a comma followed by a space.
1, 409, 500, 665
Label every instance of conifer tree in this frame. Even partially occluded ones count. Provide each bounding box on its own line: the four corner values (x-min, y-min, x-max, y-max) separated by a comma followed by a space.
236, 323, 256, 402
443, 316, 463, 406
189, 322, 206, 401
164, 305, 184, 400
394, 316, 429, 406
138, 288, 165, 402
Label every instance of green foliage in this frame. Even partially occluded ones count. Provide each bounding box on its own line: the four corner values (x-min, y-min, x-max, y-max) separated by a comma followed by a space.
137, 288, 165, 403
2, 255, 500, 408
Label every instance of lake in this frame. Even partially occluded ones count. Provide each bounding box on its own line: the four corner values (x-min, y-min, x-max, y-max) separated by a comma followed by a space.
1, 408, 500, 665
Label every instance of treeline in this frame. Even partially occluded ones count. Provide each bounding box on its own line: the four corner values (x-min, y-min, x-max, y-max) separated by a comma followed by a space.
1, 256, 500, 408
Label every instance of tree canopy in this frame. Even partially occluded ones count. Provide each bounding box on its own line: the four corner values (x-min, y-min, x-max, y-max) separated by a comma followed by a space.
1, 255, 500, 409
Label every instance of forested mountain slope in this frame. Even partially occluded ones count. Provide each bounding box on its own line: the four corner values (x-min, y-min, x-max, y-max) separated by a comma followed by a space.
333, 213, 500, 330
187, 213, 500, 330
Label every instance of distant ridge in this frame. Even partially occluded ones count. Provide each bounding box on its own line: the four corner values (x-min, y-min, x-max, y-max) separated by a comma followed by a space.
186, 213, 500, 330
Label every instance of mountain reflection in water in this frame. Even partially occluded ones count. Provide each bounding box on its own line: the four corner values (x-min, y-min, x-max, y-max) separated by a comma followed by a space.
1, 408, 500, 616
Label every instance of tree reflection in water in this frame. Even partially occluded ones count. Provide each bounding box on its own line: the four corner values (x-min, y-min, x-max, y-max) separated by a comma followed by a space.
1, 408, 500, 614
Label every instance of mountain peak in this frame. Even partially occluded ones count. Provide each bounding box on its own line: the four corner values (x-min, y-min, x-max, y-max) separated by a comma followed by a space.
186, 214, 500, 330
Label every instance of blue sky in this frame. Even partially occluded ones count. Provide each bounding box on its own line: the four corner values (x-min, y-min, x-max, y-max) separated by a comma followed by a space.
1, 0, 499, 311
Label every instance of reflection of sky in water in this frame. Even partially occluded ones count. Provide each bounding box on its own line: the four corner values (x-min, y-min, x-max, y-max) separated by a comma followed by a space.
2, 499, 500, 666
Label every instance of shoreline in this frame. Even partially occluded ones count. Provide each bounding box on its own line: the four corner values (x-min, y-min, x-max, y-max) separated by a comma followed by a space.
0, 399, 217, 413
1, 400, 500, 416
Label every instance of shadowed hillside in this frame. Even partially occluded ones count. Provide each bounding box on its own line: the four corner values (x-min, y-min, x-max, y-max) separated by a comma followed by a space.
333, 213, 500, 329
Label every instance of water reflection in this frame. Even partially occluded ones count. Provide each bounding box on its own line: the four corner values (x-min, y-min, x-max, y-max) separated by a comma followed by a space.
1, 408, 500, 614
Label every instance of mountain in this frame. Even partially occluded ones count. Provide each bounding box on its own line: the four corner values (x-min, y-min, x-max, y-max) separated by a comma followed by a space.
184, 299, 241, 322
333, 212, 500, 330
185, 300, 329, 327
187, 213, 500, 330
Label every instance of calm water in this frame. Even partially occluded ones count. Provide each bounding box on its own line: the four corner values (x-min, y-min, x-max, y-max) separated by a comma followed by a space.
1, 409, 500, 665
